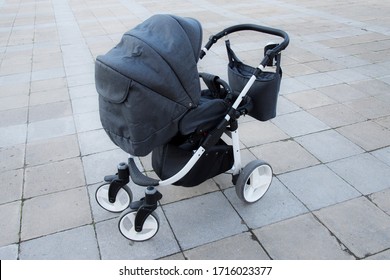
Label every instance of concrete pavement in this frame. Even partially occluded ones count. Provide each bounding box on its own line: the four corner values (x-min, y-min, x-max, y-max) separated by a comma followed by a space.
1, 0, 390, 260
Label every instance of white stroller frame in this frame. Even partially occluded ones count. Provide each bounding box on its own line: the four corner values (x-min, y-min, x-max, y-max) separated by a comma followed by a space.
96, 24, 289, 241
154, 70, 260, 185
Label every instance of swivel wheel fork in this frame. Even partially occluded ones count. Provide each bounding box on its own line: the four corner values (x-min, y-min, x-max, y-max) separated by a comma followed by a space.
131, 186, 162, 232
118, 186, 163, 241
95, 162, 132, 213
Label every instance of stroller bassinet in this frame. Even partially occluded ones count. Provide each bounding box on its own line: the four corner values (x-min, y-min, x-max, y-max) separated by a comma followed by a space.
95, 14, 289, 242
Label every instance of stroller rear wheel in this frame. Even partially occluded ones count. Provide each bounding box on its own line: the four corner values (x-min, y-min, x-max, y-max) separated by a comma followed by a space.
95, 183, 133, 213
235, 160, 273, 203
118, 209, 160, 241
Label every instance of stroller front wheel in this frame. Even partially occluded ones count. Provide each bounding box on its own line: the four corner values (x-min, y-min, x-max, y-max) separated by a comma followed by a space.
95, 183, 133, 213
118, 209, 160, 241
235, 160, 273, 203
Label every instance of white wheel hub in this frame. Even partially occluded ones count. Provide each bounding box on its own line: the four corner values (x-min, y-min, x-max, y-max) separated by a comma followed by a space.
243, 164, 272, 202
119, 211, 159, 241
96, 183, 131, 213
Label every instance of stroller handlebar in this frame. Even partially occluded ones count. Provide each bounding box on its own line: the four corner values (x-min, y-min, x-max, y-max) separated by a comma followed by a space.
200, 24, 289, 60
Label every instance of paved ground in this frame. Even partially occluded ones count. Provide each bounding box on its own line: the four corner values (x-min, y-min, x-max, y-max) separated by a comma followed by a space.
1, 0, 390, 260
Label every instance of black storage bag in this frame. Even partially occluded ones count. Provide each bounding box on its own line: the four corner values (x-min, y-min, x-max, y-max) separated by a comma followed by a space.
226, 40, 282, 121
152, 140, 234, 187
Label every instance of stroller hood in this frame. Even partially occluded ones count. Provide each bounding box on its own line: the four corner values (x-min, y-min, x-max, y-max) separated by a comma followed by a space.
95, 14, 203, 156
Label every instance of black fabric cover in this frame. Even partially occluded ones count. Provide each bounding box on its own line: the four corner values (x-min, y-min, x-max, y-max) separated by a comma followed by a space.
226, 41, 282, 121
179, 91, 229, 135
152, 140, 234, 187
95, 14, 203, 156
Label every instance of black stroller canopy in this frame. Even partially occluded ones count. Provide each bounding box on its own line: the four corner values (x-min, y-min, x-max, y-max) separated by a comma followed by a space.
96, 14, 204, 156
98, 14, 202, 107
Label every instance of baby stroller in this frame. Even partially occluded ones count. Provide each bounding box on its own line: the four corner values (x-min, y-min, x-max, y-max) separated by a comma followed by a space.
95, 14, 289, 241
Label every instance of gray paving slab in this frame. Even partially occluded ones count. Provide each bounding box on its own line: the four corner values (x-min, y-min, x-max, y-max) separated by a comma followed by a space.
377, 93, 390, 104
308, 103, 367, 128
67, 72, 95, 88
0, 95, 29, 111
285, 89, 336, 110
279, 77, 311, 95
369, 188, 390, 215
30, 77, 67, 93
158, 179, 219, 205
253, 213, 354, 260
295, 129, 364, 163
71, 95, 99, 115
0, 81, 29, 97
28, 101, 73, 123
378, 75, 390, 89
224, 178, 308, 229
21, 187, 92, 241
295, 72, 342, 88
213, 173, 234, 191
184, 232, 270, 260
68, 84, 97, 99
0, 0, 390, 261
27, 116, 76, 142
271, 111, 329, 137
317, 83, 368, 102
0, 244, 18, 260
278, 165, 360, 211
371, 146, 390, 167
160, 253, 186, 260
250, 139, 319, 174
73, 111, 102, 133
345, 96, 390, 120
29, 88, 70, 106
0, 201, 21, 247
31, 67, 66, 82
25, 134, 80, 167
336, 121, 390, 152
304, 59, 344, 72
350, 79, 390, 97
365, 250, 390, 260
283, 63, 318, 78
354, 62, 390, 79
82, 148, 128, 185
78, 129, 118, 156
24, 157, 85, 198
0, 144, 25, 172
0, 107, 27, 127
163, 191, 247, 250
314, 196, 390, 259
0, 169, 23, 205
0, 124, 27, 147
276, 95, 301, 115
0, 73, 31, 87
238, 121, 289, 148
65, 63, 94, 78
327, 153, 390, 195
19, 225, 100, 260
326, 68, 369, 83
